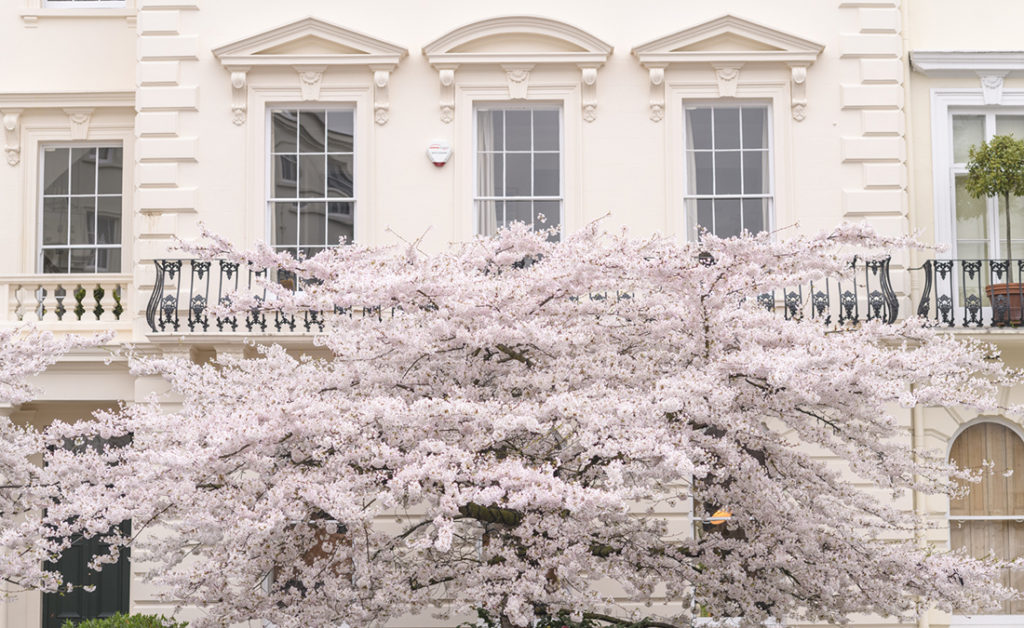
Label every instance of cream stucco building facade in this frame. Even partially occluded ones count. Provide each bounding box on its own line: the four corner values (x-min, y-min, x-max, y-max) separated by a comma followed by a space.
2, 0, 1024, 626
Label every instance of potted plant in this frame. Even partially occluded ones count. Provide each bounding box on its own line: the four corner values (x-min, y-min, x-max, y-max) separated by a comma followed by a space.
965, 133, 1024, 325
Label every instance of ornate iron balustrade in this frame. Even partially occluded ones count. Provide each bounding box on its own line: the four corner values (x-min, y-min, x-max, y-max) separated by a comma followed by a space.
755, 257, 898, 325
915, 258, 1024, 328
147, 257, 898, 334
146, 259, 341, 333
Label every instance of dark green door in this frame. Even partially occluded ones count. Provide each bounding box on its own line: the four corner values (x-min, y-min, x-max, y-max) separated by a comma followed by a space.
42, 522, 130, 628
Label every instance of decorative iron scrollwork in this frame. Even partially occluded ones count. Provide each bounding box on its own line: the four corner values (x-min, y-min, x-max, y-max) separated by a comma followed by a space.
757, 293, 773, 311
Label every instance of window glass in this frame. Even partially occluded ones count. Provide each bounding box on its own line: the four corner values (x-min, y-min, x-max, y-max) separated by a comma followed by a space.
475, 107, 562, 239
685, 105, 771, 239
270, 109, 354, 256
40, 146, 123, 273
953, 115, 984, 164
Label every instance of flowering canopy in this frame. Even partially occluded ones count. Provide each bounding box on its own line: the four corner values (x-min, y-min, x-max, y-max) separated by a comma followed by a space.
0, 328, 107, 591
20, 224, 1024, 627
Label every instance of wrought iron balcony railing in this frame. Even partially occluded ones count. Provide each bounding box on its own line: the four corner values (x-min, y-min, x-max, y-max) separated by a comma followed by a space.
916, 258, 1024, 328
146, 257, 898, 334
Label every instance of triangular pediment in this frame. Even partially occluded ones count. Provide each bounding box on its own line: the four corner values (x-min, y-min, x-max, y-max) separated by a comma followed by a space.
633, 14, 823, 64
424, 16, 611, 66
214, 17, 407, 68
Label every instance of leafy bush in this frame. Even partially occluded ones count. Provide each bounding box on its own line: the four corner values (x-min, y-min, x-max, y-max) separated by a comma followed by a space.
61, 613, 187, 628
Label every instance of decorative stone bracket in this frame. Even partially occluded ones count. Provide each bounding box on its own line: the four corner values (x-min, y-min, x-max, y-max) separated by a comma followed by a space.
647, 67, 665, 122
229, 69, 248, 125
789, 64, 809, 121
372, 68, 391, 125
979, 72, 1007, 105
2, 110, 21, 166
580, 66, 598, 122
438, 68, 455, 123
502, 64, 533, 99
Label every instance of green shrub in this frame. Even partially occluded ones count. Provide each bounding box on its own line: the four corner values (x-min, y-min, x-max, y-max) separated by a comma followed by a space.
61, 612, 187, 628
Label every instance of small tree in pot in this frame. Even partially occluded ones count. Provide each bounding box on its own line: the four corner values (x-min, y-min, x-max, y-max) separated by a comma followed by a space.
966, 133, 1024, 324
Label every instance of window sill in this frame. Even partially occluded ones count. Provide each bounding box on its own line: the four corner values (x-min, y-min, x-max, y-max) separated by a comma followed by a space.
951, 616, 1024, 627
20, 9, 136, 27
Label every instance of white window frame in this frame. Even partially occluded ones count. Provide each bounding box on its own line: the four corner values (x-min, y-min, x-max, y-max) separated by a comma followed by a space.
930, 89, 1024, 257
37, 142, 125, 274
665, 81, 790, 242
681, 101, 775, 240
265, 106, 357, 254
472, 103, 564, 238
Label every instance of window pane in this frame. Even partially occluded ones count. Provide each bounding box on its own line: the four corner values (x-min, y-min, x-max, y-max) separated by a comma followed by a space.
713, 108, 740, 149
327, 202, 354, 245
298, 111, 326, 153
43, 148, 70, 196
743, 151, 767, 194
997, 115, 1024, 141
299, 202, 326, 246
955, 174, 988, 242
273, 155, 298, 198
326, 111, 353, 153
70, 148, 96, 194
96, 148, 123, 195
298, 154, 325, 198
70, 248, 96, 274
505, 153, 531, 197
697, 199, 713, 235
69, 197, 96, 245
997, 194, 1024, 254
741, 108, 767, 149
506, 200, 532, 227
42, 249, 68, 274
97, 197, 121, 245
686, 109, 712, 150
535, 200, 560, 232
477, 200, 502, 236
953, 115, 985, 164
714, 152, 741, 195
692, 152, 713, 195
533, 153, 559, 196
273, 111, 298, 153
477, 110, 504, 151
477, 153, 504, 197
97, 248, 120, 273
272, 202, 298, 247
506, 110, 531, 151
326, 154, 354, 198
742, 198, 767, 234
533, 110, 559, 151
43, 197, 69, 246
956, 240, 989, 263
714, 198, 742, 238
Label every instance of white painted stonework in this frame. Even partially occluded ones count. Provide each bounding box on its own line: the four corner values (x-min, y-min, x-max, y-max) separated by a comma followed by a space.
2, 0, 1024, 626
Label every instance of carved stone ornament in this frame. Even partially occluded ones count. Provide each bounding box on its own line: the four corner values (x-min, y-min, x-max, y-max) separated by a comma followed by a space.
789, 64, 809, 121
979, 72, 1007, 106
712, 63, 742, 98
580, 66, 598, 122
230, 70, 248, 125
438, 68, 455, 123
373, 69, 391, 125
64, 108, 93, 140
648, 67, 666, 122
502, 64, 533, 100
296, 66, 326, 101
2, 110, 21, 166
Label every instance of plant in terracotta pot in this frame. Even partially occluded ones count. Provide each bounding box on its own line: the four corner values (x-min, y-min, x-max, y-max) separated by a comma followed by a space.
965, 133, 1024, 325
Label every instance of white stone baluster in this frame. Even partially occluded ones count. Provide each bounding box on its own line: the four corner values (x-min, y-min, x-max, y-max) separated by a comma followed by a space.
41, 283, 61, 322
98, 283, 118, 322
78, 284, 98, 323
19, 283, 40, 322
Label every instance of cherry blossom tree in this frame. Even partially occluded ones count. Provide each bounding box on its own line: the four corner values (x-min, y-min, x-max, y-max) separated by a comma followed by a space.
0, 327, 108, 592
30, 224, 1024, 627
